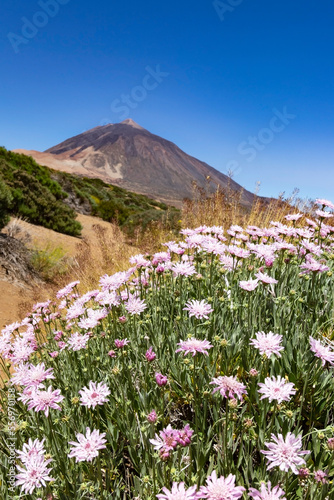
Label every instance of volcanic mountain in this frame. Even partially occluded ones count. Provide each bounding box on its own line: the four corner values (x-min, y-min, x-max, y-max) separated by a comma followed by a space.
15, 119, 254, 207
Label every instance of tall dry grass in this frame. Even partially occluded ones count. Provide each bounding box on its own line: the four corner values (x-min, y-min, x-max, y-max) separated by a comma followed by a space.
181, 180, 315, 229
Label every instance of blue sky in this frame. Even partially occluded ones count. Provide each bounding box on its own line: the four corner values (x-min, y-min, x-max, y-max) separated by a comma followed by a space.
1, 0, 334, 202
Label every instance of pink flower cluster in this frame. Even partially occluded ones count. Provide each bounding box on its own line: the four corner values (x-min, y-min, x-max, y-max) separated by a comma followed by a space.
150, 424, 193, 460
16, 439, 54, 495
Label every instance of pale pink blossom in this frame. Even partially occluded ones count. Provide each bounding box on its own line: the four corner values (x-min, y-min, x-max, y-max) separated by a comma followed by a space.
16, 438, 46, 464
300, 258, 329, 274
285, 213, 303, 221
258, 376, 296, 404
157, 482, 198, 500
228, 246, 251, 259
315, 209, 333, 218
255, 272, 278, 285
21, 363, 55, 388
250, 332, 284, 358
315, 198, 334, 209
172, 261, 197, 277
210, 375, 247, 401
125, 297, 147, 315
99, 270, 132, 291
309, 336, 334, 366
197, 471, 245, 499
314, 470, 328, 484
16, 456, 54, 494
239, 279, 259, 291
79, 381, 110, 409
67, 332, 90, 351
176, 337, 213, 357
78, 307, 108, 330
27, 386, 64, 417
183, 300, 213, 319
68, 427, 107, 462
56, 281, 80, 299
248, 481, 286, 499
261, 432, 309, 474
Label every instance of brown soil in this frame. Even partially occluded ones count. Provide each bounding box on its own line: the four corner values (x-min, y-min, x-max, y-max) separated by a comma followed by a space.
0, 214, 121, 329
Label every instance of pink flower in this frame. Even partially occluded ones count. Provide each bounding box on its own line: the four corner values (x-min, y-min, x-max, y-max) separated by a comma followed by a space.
147, 410, 157, 423
68, 427, 107, 462
261, 432, 309, 474
118, 315, 127, 323
150, 424, 178, 452
67, 332, 90, 351
16, 456, 54, 495
10, 363, 32, 386
248, 481, 286, 499
172, 262, 197, 277
79, 381, 110, 409
108, 350, 116, 358
197, 471, 245, 499
176, 338, 213, 357
56, 281, 80, 299
176, 424, 194, 447
145, 347, 156, 361
27, 386, 64, 417
314, 470, 328, 484
115, 338, 130, 349
53, 330, 63, 341
309, 336, 334, 366
16, 438, 46, 464
327, 437, 334, 450
152, 251, 171, 265
298, 468, 310, 479
285, 213, 303, 221
249, 368, 259, 377
21, 363, 55, 388
258, 376, 296, 404
183, 299, 213, 319
150, 424, 193, 458
239, 279, 259, 291
228, 246, 251, 259
155, 372, 168, 386
210, 375, 247, 401
300, 258, 329, 274
250, 331, 284, 358
254, 272, 278, 285
125, 297, 147, 315
315, 209, 333, 219
157, 482, 198, 499
315, 198, 334, 209
99, 271, 131, 291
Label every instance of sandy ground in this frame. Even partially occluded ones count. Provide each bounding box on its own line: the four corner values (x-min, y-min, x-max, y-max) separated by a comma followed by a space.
0, 214, 118, 329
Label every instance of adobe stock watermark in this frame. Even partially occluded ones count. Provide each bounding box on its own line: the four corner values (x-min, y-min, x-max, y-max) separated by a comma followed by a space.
7, 387, 17, 494
213, 0, 244, 21
225, 107, 296, 176
111, 65, 169, 120
7, 0, 70, 54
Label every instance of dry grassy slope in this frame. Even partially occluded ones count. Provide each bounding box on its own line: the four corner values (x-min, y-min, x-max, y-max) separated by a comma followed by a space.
0, 214, 129, 329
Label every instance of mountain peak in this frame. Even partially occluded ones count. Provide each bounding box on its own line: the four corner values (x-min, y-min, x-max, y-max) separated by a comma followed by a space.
120, 119, 145, 130
19, 122, 255, 208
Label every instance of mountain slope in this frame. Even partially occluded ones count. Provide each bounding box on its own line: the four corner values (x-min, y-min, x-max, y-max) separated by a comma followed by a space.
16, 119, 254, 208
0, 147, 178, 236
